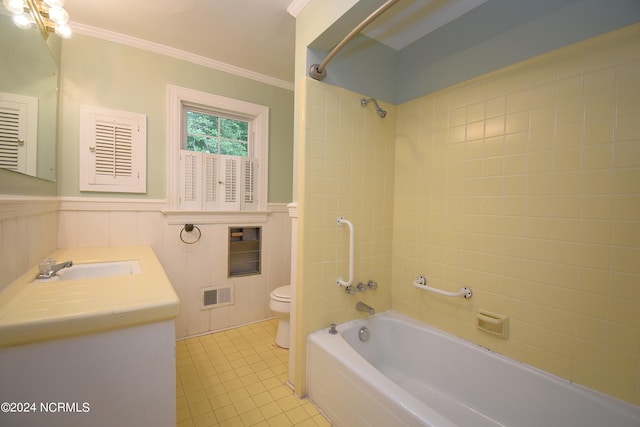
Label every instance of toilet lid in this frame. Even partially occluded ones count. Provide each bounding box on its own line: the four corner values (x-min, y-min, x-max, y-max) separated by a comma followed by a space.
270, 285, 291, 302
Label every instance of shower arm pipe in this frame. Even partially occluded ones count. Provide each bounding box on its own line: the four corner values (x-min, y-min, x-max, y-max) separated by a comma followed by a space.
413, 276, 473, 299
336, 216, 354, 288
310, 0, 400, 80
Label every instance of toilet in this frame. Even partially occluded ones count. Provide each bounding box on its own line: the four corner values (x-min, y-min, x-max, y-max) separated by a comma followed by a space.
269, 285, 291, 348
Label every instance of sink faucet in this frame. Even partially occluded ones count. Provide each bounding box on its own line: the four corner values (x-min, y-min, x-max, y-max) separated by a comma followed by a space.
36, 260, 73, 279
356, 301, 375, 315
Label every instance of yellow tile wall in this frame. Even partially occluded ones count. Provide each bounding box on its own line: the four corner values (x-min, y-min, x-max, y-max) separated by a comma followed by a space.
295, 80, 396, 394
392, 24, 640, 404
302, 80, 396, 329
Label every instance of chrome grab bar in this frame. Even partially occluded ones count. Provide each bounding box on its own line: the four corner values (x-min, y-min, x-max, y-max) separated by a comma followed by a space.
336, 216, 354, 288
413, 276, 472, 299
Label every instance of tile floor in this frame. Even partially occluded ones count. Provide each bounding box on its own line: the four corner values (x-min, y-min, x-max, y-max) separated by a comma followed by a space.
176, 319, 331, 426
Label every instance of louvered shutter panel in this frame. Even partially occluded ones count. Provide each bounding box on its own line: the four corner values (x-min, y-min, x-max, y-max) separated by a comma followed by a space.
92, 117, 135, 185
178, 152, 256, 211
0, 94, 37, 176
80, 106, 146, 193
0, 102, 23, 171
180, 149, 201, 209
241, 157, 258, 211
219, 155, 241, 210
202, 153, 218, 210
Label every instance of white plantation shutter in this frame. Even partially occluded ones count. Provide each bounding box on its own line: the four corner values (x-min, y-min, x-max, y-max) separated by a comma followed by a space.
220, 155, 241, 211
0, 103, 22, 171
180, 152, 256, 211
241, 157, 257, 210
80, 106, 147, 193
93, 119, 133, 183
203, 153, 218, 210
180, 150, 220, 210
0, 93, 37, 176
180, 150, 200, 209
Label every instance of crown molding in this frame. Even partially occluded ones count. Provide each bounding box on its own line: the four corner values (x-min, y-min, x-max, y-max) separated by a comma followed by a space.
70, 22, 295, 91
287, 0, 311, 17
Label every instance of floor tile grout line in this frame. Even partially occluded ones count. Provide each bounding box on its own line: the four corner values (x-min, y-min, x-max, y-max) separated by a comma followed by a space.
176, 319, 330, 427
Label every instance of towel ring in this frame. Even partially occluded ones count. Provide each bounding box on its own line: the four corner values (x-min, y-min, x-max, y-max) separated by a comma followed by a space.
180, 224, 201, 244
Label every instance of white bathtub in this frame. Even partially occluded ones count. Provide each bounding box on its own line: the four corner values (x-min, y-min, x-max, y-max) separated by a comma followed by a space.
307, 311, 640, 427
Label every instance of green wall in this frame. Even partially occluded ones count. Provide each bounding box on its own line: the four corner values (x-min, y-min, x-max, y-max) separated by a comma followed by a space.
0, 169, 57, 196
57, 34, 294, 202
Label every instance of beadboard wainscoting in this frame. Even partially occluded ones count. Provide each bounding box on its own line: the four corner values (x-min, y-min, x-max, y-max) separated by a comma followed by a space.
0, 197, 292, 339
0, 197, 60, 291
58, 199, 292, 339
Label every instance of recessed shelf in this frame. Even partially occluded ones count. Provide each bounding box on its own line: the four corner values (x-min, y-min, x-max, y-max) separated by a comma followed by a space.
228, 227, 261, 277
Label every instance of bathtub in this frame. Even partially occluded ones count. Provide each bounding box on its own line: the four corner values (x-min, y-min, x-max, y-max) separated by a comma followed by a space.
307, 311, 640, 427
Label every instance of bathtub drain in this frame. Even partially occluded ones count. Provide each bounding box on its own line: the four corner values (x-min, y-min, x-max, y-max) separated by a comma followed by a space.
359, 327, 370, 342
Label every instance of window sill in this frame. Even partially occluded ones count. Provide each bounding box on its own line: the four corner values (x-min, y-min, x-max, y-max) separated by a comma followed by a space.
162, 210, 269, 225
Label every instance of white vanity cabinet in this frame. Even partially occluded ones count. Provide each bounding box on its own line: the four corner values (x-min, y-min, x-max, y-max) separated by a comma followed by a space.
0, 246, 180, 427
0, 320, 175, 427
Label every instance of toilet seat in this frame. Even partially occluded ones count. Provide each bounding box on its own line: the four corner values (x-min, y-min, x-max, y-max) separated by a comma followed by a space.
270, 286, 291, 302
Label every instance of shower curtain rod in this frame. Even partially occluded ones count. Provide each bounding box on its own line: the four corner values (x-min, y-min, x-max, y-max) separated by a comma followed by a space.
309, 0, 400, 81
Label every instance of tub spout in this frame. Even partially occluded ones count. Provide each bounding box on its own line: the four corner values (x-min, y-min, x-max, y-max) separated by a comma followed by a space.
356, 301, 375, 315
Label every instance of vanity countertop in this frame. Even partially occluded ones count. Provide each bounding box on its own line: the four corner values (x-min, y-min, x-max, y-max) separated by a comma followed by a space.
0, 246, 179, 348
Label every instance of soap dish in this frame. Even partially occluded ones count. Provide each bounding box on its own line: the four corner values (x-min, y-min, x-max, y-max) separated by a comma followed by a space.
477, 309, 509, 339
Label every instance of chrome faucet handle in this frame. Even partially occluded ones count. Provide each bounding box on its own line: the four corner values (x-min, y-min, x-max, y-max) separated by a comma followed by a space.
356, 282, 367, 292
38, 258, 56, 275
367, 280, 378, 290
36, 259, 73, 279
344, 285, 356, 295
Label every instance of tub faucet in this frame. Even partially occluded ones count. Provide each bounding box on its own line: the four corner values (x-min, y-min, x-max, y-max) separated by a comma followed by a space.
36, 260, 73, 279
356, 301, 375, 315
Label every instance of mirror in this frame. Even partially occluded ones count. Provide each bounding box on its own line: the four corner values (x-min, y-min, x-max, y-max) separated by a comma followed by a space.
0, 12, 59, 181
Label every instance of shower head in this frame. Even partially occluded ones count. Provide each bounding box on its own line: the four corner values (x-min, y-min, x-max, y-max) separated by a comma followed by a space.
360, 98, 387, 118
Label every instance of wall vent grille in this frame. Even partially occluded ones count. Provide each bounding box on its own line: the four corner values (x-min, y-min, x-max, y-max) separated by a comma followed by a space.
201, 285, 234, 310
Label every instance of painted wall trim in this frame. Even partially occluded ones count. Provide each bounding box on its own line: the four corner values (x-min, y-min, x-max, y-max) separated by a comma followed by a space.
287, 202, 298, 218
70, 22, 295, 91
268, 203, 291, 214
162, 211, 269, 225
0, 196, 60, 221
163, 204, 288, 224
57, 197, 289, 223
59, 197, 167, 212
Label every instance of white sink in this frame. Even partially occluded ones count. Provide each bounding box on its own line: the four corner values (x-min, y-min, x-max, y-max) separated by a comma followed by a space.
37, 260, 141, 282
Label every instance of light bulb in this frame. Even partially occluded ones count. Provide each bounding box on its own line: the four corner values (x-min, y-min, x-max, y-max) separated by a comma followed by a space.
48, 6, 68, 25
3, 0, 24, 14
55, 23, 72, 38
12, 12, 32, 29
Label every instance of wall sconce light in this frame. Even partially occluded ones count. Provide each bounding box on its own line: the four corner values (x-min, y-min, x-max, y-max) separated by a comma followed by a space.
3, 0, 72, 39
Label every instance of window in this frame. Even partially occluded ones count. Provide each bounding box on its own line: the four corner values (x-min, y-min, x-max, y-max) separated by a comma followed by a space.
79, 105, 147, 193
185, 108, 248, 156
167, 85, 269, 212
